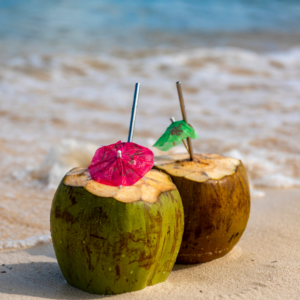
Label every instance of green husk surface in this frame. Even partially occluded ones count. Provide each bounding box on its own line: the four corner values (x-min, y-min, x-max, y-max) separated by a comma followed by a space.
50, 169, 184, 294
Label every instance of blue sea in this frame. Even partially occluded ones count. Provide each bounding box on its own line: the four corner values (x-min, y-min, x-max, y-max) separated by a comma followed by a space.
1, 0, 300, 54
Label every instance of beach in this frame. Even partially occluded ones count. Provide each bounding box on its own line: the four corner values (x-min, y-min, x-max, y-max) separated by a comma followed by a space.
1, 188, 300, 299
1, 0, 300, 298
1, 46, 300, 246
1, 41, 300, 300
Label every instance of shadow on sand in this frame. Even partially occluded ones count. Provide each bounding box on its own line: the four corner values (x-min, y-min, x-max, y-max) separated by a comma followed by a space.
172, 263, 202, 272
0, 243, 201, 298
0, 261, 199, 299
0, 261, 113, 299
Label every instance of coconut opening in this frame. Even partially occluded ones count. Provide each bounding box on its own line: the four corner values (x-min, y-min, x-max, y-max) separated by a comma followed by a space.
64, 168, 176, 203
154, 153, 240, 182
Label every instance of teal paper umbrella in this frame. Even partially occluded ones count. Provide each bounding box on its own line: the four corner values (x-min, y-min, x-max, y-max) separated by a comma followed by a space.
154, 82, 198, 161
153, 120, 198, 151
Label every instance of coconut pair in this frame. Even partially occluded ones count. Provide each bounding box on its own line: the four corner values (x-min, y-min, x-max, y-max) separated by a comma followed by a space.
50, 82, 250, 295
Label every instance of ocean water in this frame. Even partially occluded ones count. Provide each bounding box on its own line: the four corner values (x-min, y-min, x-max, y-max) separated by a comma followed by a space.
1, 0, 300, 54
0, 0, 300, 248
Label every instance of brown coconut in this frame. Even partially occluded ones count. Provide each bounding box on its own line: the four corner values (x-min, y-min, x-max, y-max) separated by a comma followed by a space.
154, 153, 251, 264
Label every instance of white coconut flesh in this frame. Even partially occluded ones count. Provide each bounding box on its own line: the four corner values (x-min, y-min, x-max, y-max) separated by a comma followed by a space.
154, 153, 241, 182
64, 168, 177, 204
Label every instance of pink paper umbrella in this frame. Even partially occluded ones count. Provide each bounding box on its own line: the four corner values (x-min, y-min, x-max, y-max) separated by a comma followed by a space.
88, 140, 154, 187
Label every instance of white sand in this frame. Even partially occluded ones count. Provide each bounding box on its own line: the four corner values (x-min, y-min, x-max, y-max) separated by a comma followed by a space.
0, 188, 300, 299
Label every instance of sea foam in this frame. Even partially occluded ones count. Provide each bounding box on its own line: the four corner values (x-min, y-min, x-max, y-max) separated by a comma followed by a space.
0, 235, 51, 250
1, 47, 300, 193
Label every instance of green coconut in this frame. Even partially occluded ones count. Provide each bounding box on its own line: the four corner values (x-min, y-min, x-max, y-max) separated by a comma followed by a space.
50, 168, 184, 294
154, 153, 251, 264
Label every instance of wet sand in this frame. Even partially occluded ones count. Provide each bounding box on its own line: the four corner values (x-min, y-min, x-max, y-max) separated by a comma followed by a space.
1, 188, 299, 299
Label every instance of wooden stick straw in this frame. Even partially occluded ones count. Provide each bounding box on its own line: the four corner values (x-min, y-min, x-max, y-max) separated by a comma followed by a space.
170, 117, 189, 153
127, 83, 140, 143
176, 81, 194, 161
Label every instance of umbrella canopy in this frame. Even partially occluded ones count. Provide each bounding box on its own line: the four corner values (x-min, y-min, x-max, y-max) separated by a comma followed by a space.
153, 120, 199, 151
88, 141, 154, 187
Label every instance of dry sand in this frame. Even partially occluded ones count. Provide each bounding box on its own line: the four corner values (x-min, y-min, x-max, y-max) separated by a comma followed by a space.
0, 188, 299, 300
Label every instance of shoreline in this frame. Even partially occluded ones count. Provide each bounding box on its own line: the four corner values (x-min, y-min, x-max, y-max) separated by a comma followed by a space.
1, 31, 300, 57
1, 188, 300, 299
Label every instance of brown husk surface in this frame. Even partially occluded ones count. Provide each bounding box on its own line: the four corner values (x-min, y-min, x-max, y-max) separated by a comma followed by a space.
154, 154, 251, 264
